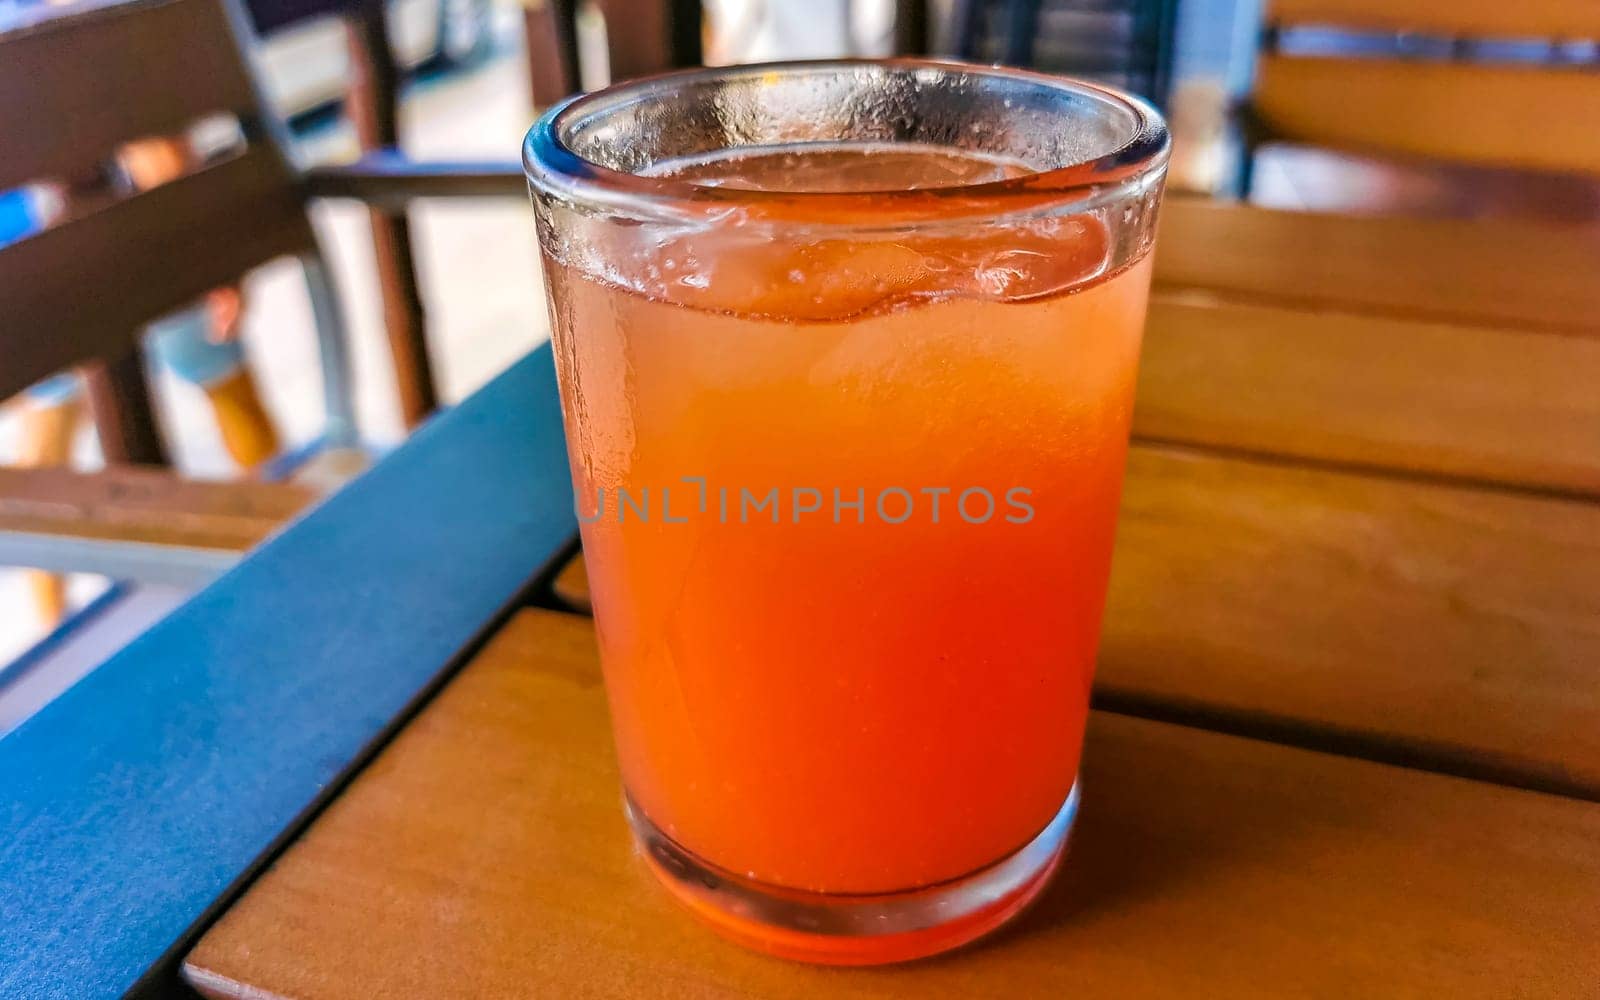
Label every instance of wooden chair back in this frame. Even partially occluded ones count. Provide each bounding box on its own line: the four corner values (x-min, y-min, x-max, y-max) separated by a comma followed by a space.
0, 0, 316, 404
595, 0, 701, 82
528, 0, 700, 103
1254, 0, 1600, 176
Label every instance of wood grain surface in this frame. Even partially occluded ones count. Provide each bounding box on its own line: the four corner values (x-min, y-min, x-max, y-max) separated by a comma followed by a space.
0, 465, 313, 552
546, 443, 1600, 796
2, 148, 314, 402
1253, 56, 1600, 177
1136, 290, 1600, 497
184, 608, 1600, 1000
0, 0, 259, 189
1101, 446, 1600, 796
1152, 198, 1600, 335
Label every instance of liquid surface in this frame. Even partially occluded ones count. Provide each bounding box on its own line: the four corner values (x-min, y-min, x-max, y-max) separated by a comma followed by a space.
544, 144, 1153, 894
650, 141, 1034, 192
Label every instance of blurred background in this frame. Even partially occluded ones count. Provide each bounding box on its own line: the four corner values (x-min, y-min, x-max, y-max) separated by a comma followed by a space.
2, 0, 1596, 708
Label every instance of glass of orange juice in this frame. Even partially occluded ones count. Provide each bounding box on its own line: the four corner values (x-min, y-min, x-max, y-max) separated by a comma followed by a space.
524, 59, 1168, 965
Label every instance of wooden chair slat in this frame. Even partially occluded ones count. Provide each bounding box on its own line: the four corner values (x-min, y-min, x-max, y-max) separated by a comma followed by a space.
344, 0, 440, 427
81, 350, 171, 465
1266, 0, 1600, 38
1253, 56, 1600, 178
589, 0, 701, 82
0, 465, 314, 553
1153, 198, 1600, 334
1135, 291, 1600, 497
0, 0, 261, 189
0, 147, 312, 402
522, 0, 579, 106
182, 608, 1600, 999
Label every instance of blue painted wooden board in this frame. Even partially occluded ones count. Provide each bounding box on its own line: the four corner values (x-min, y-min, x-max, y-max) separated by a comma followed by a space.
0, 345, 575, 1000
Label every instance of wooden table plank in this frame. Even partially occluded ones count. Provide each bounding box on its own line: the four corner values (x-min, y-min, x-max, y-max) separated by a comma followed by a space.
1101, 446, 1600, 797
1153, 198, 1600, 335
1136, 290, 1600, 497
549, 443, 1600, 797
185, 608, 1600, 999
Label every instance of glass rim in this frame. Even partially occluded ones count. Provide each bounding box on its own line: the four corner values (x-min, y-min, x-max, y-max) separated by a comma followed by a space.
522, 58, 1171, 229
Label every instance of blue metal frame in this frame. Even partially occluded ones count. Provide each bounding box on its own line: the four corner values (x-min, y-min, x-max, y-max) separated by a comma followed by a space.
0, 345, 575, 1000
0, 582, 128, 693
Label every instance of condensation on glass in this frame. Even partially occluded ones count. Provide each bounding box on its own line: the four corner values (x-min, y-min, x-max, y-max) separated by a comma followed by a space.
526, 59, 1169, 966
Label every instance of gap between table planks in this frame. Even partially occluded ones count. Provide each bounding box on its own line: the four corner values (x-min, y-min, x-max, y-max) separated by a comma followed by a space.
550, 443, 1600, 800
183, 607, 1600, 1000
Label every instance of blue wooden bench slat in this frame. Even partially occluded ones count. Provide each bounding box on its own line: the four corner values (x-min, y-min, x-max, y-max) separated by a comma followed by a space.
0, 345, 575, 1000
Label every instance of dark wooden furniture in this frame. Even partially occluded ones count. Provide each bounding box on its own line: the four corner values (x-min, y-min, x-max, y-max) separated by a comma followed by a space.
893, 0, 931, 55
0, 0, 356, 443
242, 0, 447, 427
0, 0, 522, 584
522, 0, 581, 106
523, 0, 702, 106
0, 0, 331, 457
596, 0, 702, 80
343, 0, 440, 426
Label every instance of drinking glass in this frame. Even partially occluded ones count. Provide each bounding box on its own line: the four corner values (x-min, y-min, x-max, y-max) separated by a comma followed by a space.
524, 59, 1168, 964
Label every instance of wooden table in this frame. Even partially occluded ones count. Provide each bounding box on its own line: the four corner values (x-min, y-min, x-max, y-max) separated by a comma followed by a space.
186, 609, 1600, 999
179, 198, 1600, 997
7, 197, 1597, 999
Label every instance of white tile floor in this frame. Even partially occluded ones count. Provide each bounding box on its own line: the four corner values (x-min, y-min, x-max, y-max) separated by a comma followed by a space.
0, 31, 548, 664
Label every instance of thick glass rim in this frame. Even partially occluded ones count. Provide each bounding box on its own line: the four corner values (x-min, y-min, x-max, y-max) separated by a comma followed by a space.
522, 58, 1171, 228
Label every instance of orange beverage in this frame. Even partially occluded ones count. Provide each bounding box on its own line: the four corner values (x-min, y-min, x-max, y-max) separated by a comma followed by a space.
527, 61, 1168, 964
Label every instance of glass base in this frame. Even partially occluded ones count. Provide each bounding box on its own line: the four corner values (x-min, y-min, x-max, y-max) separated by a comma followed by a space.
625, 782, 1078, 966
